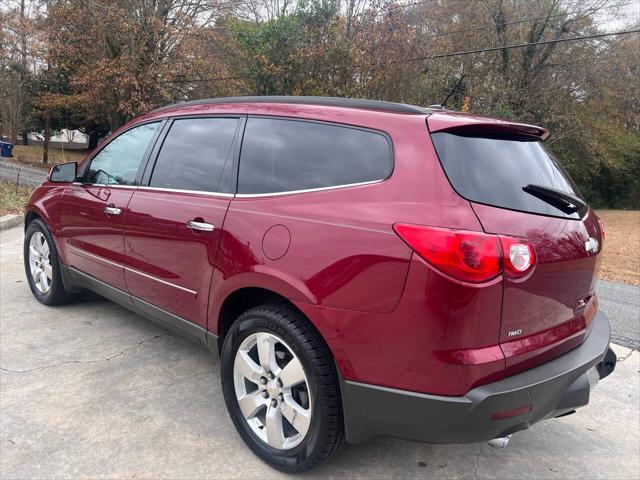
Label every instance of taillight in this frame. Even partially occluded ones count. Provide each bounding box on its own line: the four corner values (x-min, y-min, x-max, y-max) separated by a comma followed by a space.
393, 224, 501, 283
393, 224, 536, 284
499, 236, 536, 278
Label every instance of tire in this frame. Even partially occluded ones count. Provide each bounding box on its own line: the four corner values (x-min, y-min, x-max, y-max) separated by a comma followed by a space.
221, 303, 344, 473
24, 218, 75, 306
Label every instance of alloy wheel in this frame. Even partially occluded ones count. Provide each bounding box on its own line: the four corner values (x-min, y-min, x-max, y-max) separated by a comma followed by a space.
28, 231, 52, 294
233, 331, 312, 450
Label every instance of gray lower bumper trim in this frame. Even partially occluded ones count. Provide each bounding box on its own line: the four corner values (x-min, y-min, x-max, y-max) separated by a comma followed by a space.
342, 311, 612, 444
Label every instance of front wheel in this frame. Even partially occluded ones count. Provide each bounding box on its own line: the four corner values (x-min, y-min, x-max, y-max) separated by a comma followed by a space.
24, 218, 75, 306
220, 303, 344, 473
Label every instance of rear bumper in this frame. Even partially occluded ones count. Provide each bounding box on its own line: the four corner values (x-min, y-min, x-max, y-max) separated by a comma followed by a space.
341, 311, 615, 444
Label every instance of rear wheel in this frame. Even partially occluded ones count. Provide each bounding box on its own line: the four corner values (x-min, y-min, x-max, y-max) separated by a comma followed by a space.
24, 219, 75, 305
221, 303, 343, 472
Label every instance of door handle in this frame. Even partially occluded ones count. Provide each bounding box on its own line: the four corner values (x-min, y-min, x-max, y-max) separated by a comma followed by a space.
104, 206, 121, 215
187, 220, 214, 232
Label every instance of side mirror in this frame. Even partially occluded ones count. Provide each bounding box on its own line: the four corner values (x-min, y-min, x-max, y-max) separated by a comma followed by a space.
48, 162, 78, 183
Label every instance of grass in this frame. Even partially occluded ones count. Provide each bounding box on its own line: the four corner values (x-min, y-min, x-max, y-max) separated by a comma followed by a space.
9, 145, 88, 171
596, 210, 640, 285
0, 181, 34, 216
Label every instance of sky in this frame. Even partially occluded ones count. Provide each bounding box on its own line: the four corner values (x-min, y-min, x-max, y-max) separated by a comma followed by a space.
590, 1, 639, 31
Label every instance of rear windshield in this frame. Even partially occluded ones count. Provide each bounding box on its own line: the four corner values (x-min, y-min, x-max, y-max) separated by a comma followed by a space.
431, 132, 584, 219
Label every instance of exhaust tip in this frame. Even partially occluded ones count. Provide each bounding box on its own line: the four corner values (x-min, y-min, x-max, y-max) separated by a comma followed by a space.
597, 347, 617, 380
488, 435, 512, 449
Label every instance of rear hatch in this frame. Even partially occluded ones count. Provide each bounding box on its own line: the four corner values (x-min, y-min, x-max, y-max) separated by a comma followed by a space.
428, 114, 604, 374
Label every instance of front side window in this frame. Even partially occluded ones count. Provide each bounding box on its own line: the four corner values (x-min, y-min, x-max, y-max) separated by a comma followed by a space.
149, 117, 238, 193
238, 118, 393, 194
85, 122, 160, 185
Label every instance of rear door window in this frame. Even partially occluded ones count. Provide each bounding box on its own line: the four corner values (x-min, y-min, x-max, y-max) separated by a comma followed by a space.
431, 132, 584, 218
238, 118, 392, 194
149, 117, 238, 193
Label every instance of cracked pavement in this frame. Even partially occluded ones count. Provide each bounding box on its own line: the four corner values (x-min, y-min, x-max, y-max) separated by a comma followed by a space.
0, 333, 167, 374
1, 226, 639, 479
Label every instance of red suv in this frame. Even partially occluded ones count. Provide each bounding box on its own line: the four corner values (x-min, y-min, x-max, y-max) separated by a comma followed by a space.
24, 96, 616, 472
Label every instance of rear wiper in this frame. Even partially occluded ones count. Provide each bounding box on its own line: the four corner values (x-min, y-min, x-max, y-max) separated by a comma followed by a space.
522, 184, 587, 216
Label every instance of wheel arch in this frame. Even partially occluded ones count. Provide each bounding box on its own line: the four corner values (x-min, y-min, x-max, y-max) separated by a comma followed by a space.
210, 269, 315, 336
213, 285, 346, 374
24, 209, 43, 229
218, 287, 283, 331
23, 206, 68, 264
216, 287, 309, 353
23, 185, 57, 230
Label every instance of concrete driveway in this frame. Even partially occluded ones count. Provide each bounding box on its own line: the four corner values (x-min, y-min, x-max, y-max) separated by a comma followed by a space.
1, 225, 639, 479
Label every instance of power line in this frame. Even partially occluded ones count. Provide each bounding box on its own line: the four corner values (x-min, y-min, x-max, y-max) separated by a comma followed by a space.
424, 28, 640, 59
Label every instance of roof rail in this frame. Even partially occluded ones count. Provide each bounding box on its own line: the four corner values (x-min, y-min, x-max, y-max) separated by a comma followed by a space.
150, 96, 431, 115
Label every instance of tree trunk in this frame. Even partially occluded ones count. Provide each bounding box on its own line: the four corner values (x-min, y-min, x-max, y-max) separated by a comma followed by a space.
20, 0, 29, 146
42, 112, 50, 164
20, 0, 27, 69
88, 131, 100, 150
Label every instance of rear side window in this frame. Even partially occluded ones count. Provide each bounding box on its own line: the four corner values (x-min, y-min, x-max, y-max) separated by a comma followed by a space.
149, 117, 238, 193
431, 132, 584, 218
238, 118, 392, 194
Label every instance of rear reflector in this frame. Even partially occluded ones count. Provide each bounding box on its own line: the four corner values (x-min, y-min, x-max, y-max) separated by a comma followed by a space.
491, 405, 532, 421
393, 224, 536, 284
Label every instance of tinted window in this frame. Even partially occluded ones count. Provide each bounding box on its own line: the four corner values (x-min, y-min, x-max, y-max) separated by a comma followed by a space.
239, 118, 392, 194
431, 132, 584, 218
150, 118, 238, 193
86, 122, 160, 185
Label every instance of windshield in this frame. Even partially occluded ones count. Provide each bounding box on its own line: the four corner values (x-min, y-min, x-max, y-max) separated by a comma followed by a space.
431, 132, 584, 219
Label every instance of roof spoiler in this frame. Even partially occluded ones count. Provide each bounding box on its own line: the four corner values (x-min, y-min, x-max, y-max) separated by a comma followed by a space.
427, 113, 550, 141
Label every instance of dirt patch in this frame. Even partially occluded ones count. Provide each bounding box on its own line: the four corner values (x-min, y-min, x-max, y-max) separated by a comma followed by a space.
10, 145, 88, 171
596, 210, 640, 285
0, 181, 34, 216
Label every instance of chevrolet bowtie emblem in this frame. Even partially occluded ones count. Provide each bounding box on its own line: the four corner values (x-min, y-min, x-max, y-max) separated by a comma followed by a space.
584, 237, 599, 254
